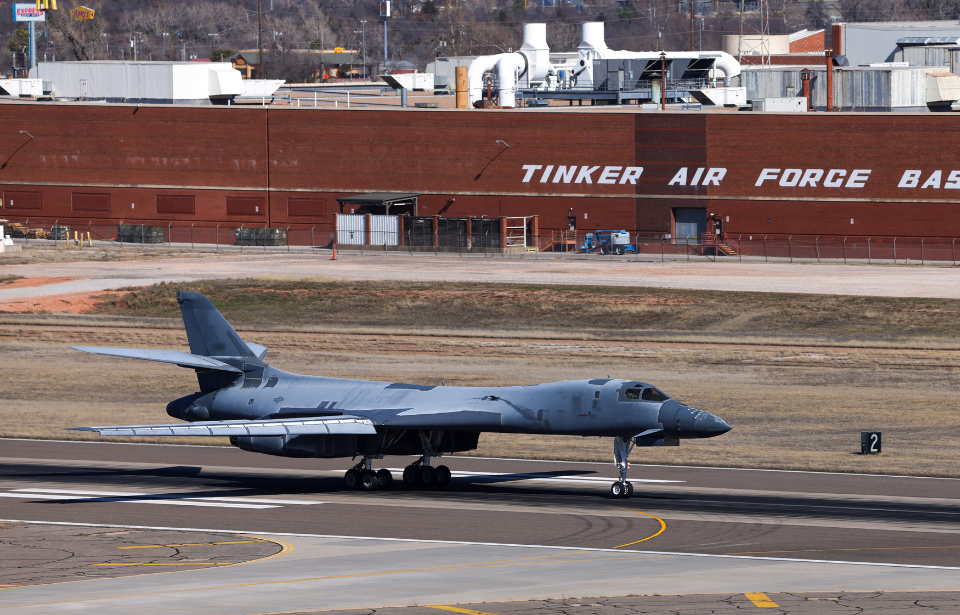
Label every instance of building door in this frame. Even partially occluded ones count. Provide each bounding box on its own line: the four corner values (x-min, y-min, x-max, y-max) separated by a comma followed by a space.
674, 208, 706, 244
567, 216, 577, 231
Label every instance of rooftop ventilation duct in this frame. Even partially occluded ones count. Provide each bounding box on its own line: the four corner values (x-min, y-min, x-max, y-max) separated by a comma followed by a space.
574, 22, 741, 87
467, 23, 552, 108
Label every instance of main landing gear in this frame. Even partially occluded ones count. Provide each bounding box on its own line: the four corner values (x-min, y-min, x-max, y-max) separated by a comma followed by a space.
344, 458, 394, 492
611, 435, 635, 498
342, 431, 452, 491
402, 458, 451, 489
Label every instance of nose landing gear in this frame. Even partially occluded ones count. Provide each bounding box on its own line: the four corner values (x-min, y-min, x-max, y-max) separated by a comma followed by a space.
611, 435, 635, 498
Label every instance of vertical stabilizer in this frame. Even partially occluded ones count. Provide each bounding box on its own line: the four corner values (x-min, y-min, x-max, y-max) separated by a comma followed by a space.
177, 291, 254, 358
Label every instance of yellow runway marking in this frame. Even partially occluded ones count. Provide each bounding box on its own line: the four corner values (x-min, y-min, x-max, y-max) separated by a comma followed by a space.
427, 606, 500, 615
0, 586, 19, 588
745, 593, 779, 607
613, 508, 667, 548
730, 545, 960, 555
119, 540, 268, 549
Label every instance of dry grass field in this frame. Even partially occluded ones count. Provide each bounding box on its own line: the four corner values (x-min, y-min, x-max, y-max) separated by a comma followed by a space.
2, 277, 959, 478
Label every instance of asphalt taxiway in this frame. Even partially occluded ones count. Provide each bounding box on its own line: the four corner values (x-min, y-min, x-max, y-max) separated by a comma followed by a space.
0, 439, 958, 613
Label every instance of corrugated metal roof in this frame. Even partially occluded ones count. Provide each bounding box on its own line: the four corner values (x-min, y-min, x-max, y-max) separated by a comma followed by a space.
897, 36, 960, 46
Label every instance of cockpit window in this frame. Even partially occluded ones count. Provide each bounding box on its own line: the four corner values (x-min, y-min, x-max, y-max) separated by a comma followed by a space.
624, 388, 641, 400
240, 377, 262, 389
264, 376, 279, 388
641, 387, 669, 402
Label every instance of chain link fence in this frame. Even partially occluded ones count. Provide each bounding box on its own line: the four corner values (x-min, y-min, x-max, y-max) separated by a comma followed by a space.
6, 219, 960, 265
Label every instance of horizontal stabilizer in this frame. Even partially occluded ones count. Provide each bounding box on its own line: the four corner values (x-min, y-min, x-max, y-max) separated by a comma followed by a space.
70, 346, 243, 373
246, 342, 269, 360
72, 415, 377, 437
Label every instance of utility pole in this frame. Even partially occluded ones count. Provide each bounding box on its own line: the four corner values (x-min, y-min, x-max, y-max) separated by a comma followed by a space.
383, 20, 388, 72
689, 0, 695, 51
258, 0, 265, 78
162, 32, 168, 59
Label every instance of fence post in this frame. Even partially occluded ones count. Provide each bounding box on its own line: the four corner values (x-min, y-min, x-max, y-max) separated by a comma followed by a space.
843, 237, 847, 264
815, 236, 820, 263
167, 222, 172, 248
763, 236, 767, 262
216, 223, 220, 252
893, 237, 897, 264
868, 237, 871, 264
191, 223, 195, 250
660, 235, 664, 262
263, 223, 268, 253
287, 226, 291, 253
738, 235, 742, 262
311, 226, 315, 251
788, 236, 793, 263
239, 224, 244, 253
953, 238, 956, 266
921, 238, 925, 265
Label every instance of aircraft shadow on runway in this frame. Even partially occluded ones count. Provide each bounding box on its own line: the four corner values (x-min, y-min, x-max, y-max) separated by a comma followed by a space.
6, 463, 960, 526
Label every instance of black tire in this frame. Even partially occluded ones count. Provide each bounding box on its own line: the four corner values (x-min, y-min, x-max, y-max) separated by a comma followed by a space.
344, 469, 360, 489
402, 465, 418, 487
420, 466, 437, 488
599, 246, 608, 255
616, 245, 625, 255
436, 465, 451, 487
360, 470, 379, 491
625, 481, 634, 497
610, 482, 625, 498
377, 469, 394, 489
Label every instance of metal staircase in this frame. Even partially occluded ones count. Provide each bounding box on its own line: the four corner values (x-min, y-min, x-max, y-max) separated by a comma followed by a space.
699, 232, 740, 256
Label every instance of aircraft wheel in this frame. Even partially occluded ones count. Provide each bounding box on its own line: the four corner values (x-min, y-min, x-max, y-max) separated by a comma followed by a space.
377, 469, 394, 489
436, 465, 451, 488
403, 465, 419, 487
610, 482, 625, 498
420, 466, 437, 488
625, 481, 634, 497
344, 469, 361, 489
360, 470, 380, 492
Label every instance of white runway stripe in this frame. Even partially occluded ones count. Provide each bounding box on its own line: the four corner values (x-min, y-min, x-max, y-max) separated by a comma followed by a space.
0, 493, 279, 509
4, 488, 326, 509
15, 488, 325, 505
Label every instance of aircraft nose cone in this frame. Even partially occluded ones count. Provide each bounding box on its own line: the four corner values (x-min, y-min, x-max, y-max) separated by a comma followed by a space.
695, 411, 732, 438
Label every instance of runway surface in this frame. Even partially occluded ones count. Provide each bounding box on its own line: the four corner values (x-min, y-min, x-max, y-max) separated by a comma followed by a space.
0, 439, 958, 613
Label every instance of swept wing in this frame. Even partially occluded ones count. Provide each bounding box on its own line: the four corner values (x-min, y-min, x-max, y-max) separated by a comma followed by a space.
71, 346, 243, 373
73, 415, 377, 437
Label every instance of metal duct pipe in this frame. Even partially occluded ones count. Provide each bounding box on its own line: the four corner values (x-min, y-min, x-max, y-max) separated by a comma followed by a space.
467, 53, 523, 108
576, 21, 741, 87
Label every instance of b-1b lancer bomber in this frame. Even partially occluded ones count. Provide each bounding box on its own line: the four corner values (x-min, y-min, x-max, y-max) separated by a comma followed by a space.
73, 292, 731, 497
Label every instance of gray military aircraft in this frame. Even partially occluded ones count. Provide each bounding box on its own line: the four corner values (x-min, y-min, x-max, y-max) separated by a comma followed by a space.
72, 291, 731, 497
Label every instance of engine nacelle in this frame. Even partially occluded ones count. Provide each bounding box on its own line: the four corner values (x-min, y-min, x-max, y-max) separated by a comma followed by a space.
229, 430, 482, 459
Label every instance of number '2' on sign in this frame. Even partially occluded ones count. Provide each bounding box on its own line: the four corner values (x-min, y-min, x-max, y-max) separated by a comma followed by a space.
861, 432, 882, 455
